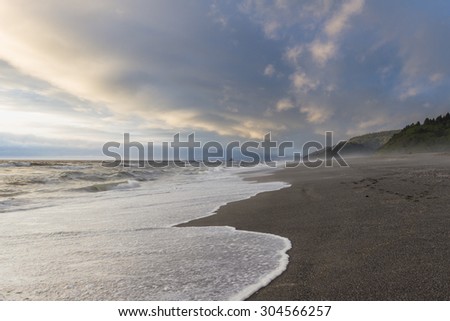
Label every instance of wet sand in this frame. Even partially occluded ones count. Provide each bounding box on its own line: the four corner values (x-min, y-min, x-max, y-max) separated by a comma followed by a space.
179, 154, 450, 300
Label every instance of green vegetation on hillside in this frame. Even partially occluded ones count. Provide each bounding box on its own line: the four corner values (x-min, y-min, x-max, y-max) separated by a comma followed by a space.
379, 113, 450, 153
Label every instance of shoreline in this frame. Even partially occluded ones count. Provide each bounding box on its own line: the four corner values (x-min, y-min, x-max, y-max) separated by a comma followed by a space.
179, 154, 450, 300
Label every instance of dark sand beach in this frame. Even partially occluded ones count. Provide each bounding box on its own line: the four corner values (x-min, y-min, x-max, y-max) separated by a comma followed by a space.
180, 154, 450, 300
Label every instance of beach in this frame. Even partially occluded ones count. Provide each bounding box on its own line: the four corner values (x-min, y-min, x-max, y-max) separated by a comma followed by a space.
180, 154, 450, 300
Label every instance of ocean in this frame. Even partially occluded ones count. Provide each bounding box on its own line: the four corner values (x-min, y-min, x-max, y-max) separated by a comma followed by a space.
0, 160, 290, 300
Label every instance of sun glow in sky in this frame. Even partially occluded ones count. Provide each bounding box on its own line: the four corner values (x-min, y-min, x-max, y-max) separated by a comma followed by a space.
1, 0, 450, 157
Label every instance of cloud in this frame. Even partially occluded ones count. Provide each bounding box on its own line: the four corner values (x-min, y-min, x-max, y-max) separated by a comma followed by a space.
300, 105, 332, 124
399, 86, 421, 101
429, 73, 444, 84
290, 71, 318, 92
209, 2, 229, 28
284, 45, 303, 65
276, 98, 294, 112
307, 0, 365, 66
263, 21, 280, 39
324, 0, 365, 38
308, 40, 337, 66
356, 116, 388, 131
0, 0, 288, 140
264, 64, 276, 77
0, 60, 124, 142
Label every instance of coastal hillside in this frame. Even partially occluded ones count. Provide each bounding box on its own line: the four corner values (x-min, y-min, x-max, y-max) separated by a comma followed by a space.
379, 113, 450, 153
305, 130, 399, 159
305, 112, 450, 158
342, 130, 400, 155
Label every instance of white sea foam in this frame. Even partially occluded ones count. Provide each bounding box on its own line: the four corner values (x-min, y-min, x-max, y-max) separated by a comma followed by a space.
0, 163, 291, 300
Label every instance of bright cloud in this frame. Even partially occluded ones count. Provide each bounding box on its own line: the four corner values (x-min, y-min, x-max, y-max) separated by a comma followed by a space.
300, 105, 332, 124
308, 41, 337, 66
308, 0, 365, 66
290, 72, 318, 92
276, 98, 294, 112
324, 0, 365, 38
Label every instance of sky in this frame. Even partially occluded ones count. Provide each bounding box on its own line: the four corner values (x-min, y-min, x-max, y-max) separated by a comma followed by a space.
1, 0, 450, 158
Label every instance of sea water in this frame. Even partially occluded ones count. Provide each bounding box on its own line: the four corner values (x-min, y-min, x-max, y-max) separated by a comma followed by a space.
0, 161, 290, 300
